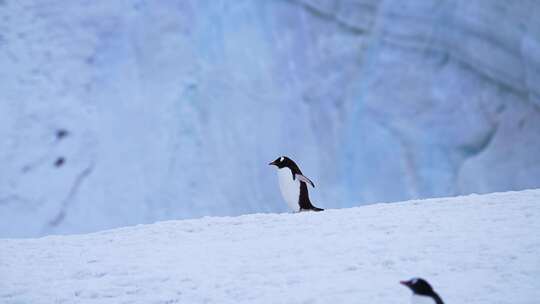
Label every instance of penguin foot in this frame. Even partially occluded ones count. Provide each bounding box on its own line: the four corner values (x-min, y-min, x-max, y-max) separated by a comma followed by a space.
300, 207, 324, 212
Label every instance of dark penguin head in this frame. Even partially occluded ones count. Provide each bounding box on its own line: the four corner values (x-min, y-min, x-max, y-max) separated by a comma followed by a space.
400, 278, 433, 295
400, 278, 444, 304
268, 156, 301, 173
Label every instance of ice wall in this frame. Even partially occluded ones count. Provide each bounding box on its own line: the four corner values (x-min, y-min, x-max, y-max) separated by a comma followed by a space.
0, 0, 539, 237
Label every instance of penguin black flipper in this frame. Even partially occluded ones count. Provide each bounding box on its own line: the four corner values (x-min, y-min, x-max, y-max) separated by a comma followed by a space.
298, 182, 324, 212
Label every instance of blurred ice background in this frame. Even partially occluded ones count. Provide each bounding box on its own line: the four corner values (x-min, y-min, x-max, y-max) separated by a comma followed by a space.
0, 0, 539, 237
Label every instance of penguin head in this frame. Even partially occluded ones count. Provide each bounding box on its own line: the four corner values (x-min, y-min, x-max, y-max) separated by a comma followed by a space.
400, 278, 434, 296
268, 156, 295, 169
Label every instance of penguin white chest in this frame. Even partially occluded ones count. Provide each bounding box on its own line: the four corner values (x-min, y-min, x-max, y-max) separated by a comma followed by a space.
277, 168, 300, 211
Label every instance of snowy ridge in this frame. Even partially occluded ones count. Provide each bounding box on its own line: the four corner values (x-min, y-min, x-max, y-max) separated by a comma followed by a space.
1, 189, 540, 303
1, 0, 539, 238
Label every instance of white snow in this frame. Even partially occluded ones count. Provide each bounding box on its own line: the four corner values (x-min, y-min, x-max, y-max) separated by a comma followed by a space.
1, 0, 540, 238
1, 189, 539, 304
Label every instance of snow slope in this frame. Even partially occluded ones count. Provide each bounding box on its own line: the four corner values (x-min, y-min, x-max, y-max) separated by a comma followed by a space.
1, 189, 539, 304
1, 0, 540, 238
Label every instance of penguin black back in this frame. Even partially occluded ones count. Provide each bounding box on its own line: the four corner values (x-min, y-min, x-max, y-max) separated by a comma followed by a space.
299, 182, 323, 211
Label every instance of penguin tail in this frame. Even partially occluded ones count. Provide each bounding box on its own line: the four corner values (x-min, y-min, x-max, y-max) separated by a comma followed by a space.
301, 206, 323, 212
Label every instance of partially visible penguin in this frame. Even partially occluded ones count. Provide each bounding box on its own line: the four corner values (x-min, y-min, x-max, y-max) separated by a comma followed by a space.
400, 278, 444, 304
268, 156, 323, 212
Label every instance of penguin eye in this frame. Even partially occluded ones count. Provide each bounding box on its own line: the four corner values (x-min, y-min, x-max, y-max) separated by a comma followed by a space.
411, 278, 418, 285
279, 157, 284, 162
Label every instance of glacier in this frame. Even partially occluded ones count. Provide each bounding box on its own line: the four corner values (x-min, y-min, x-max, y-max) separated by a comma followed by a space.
0, 0, 539, 237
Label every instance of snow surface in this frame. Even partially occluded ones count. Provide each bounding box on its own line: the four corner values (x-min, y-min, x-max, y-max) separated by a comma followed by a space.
1, 0, 540, 238
1, 189, 539, 304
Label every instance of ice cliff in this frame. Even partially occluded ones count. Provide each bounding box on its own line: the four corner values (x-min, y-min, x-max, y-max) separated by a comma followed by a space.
1, 0, 539, 237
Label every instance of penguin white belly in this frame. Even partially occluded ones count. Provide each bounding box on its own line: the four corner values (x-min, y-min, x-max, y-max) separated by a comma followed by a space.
277, 168, 300, 212
411, 295, 436, 304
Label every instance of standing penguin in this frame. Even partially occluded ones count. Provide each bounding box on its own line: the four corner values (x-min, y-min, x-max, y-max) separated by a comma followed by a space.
400, 278, 444, 304
268, 156, 324, 212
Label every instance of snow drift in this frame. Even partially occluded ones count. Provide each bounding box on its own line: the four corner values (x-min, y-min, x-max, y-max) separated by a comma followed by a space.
1, 189, 539, 303
1, 0, 540, 237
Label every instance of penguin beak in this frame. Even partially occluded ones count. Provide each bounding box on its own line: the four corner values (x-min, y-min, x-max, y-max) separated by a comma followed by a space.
400, 280, 411, 286
268, 160, 277, 166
